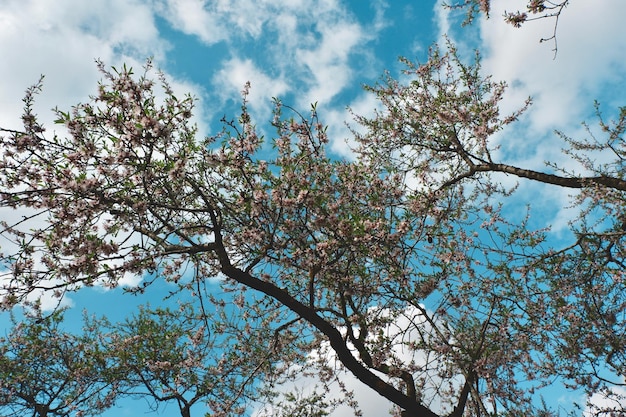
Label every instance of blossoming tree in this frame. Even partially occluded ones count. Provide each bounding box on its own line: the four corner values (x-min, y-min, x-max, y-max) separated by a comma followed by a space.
354, 42, 625, 416
0, 16, 624, 417
0, 307, 116, 417
94, 301, 277, 417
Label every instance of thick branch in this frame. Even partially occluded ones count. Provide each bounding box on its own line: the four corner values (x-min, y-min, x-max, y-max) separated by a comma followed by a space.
476, 163, 626, 191
220, 263, 439, 417
340, 301, 418, 404
209, 217, 438, 417
448, 372, 476, 417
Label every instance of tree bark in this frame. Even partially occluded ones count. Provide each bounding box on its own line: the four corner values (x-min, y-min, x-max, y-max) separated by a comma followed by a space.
477, 163, 626, 191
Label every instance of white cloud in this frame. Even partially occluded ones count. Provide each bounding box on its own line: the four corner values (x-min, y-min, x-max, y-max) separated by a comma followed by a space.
153, 0, 226, 44
433, 0, 452, 39
0, 0, 209, 154
213, 0, 273, 38
584, 385, 626, 416
482, 1, 626, 232
252, 367, 394, 417
0, 0, 167, 131
480, 0, 626, 133
153, 0, 299, 44
370, 0, 390, 33
295, 19, 365, 107
212, 57, 290, 118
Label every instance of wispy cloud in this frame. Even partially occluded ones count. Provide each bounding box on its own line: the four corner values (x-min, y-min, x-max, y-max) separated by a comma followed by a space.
190, 0, 385, 140
212, 57, 290, 118
151, 0, 227, 44
294, 19, 365, 106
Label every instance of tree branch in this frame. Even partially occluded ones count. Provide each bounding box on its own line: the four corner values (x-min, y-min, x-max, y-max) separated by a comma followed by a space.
208, 221, 439, 417
474, 162, 626, 191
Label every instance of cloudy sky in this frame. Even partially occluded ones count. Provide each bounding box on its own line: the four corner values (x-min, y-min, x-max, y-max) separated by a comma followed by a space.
1, 0, 626, 416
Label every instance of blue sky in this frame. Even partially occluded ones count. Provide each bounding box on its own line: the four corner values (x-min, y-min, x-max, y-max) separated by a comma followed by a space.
1, 0, 626, 416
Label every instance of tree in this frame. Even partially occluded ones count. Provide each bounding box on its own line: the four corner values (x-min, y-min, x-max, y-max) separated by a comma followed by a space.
0, 23, 624, 417
354, 42, 625, 415
0, 307, 116, 417
95, 301, 276, 417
